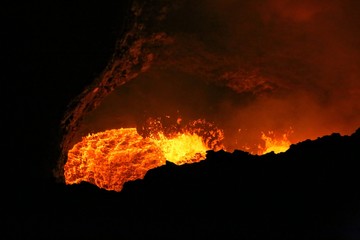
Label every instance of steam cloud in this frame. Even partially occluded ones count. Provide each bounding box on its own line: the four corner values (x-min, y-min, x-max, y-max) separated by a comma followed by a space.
78, 0, 360, 153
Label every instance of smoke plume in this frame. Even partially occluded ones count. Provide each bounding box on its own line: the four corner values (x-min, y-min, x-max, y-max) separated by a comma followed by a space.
76, 0, 360, 153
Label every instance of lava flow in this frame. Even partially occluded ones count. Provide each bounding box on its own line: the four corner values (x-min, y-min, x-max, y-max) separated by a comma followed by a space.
64, 117, 294, 191
64, 119, 224, 191
257, 130, 293, 155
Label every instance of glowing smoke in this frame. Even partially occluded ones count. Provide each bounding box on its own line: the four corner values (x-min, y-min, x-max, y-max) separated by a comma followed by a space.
73, 0, 360, 154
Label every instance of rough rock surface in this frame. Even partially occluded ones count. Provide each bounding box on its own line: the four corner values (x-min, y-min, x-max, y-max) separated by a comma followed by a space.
23, 128, 360, 239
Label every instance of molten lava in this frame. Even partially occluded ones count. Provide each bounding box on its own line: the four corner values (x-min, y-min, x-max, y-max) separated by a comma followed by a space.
64, 128, 166, 191
65, 119, 224, 191
153, 133, 208, 164
64, 115, 293, 191
258, 130, 293, 155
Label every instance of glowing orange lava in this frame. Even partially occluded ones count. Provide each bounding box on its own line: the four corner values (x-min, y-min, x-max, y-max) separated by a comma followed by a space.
64, 119, 224, 191
64, 128, 166, 191
64, 117, 293, 191
257, 130, 293, 155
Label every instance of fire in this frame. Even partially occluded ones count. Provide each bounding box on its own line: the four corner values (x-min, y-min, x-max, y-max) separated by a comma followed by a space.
64, 119, 224, 191
64, 128, 166, 191
258, 130, 293, 155
64, 115, 293, 191
153, 133, 208, 164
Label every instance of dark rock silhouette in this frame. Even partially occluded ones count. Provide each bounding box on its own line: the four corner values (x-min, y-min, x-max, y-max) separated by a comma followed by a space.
21, 128, 360, 240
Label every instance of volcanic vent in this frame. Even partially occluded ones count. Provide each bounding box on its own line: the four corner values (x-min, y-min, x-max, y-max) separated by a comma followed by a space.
56, 0, 360, 191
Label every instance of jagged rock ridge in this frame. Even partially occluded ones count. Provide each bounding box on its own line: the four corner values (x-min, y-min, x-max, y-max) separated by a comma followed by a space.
31, 128, 360, 240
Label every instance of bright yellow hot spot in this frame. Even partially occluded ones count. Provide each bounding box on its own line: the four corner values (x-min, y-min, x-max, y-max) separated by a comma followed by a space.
154, 133, 208, 165
64, 127, 211, 192
64, 121, 292, 192
258, 130, 292, 155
